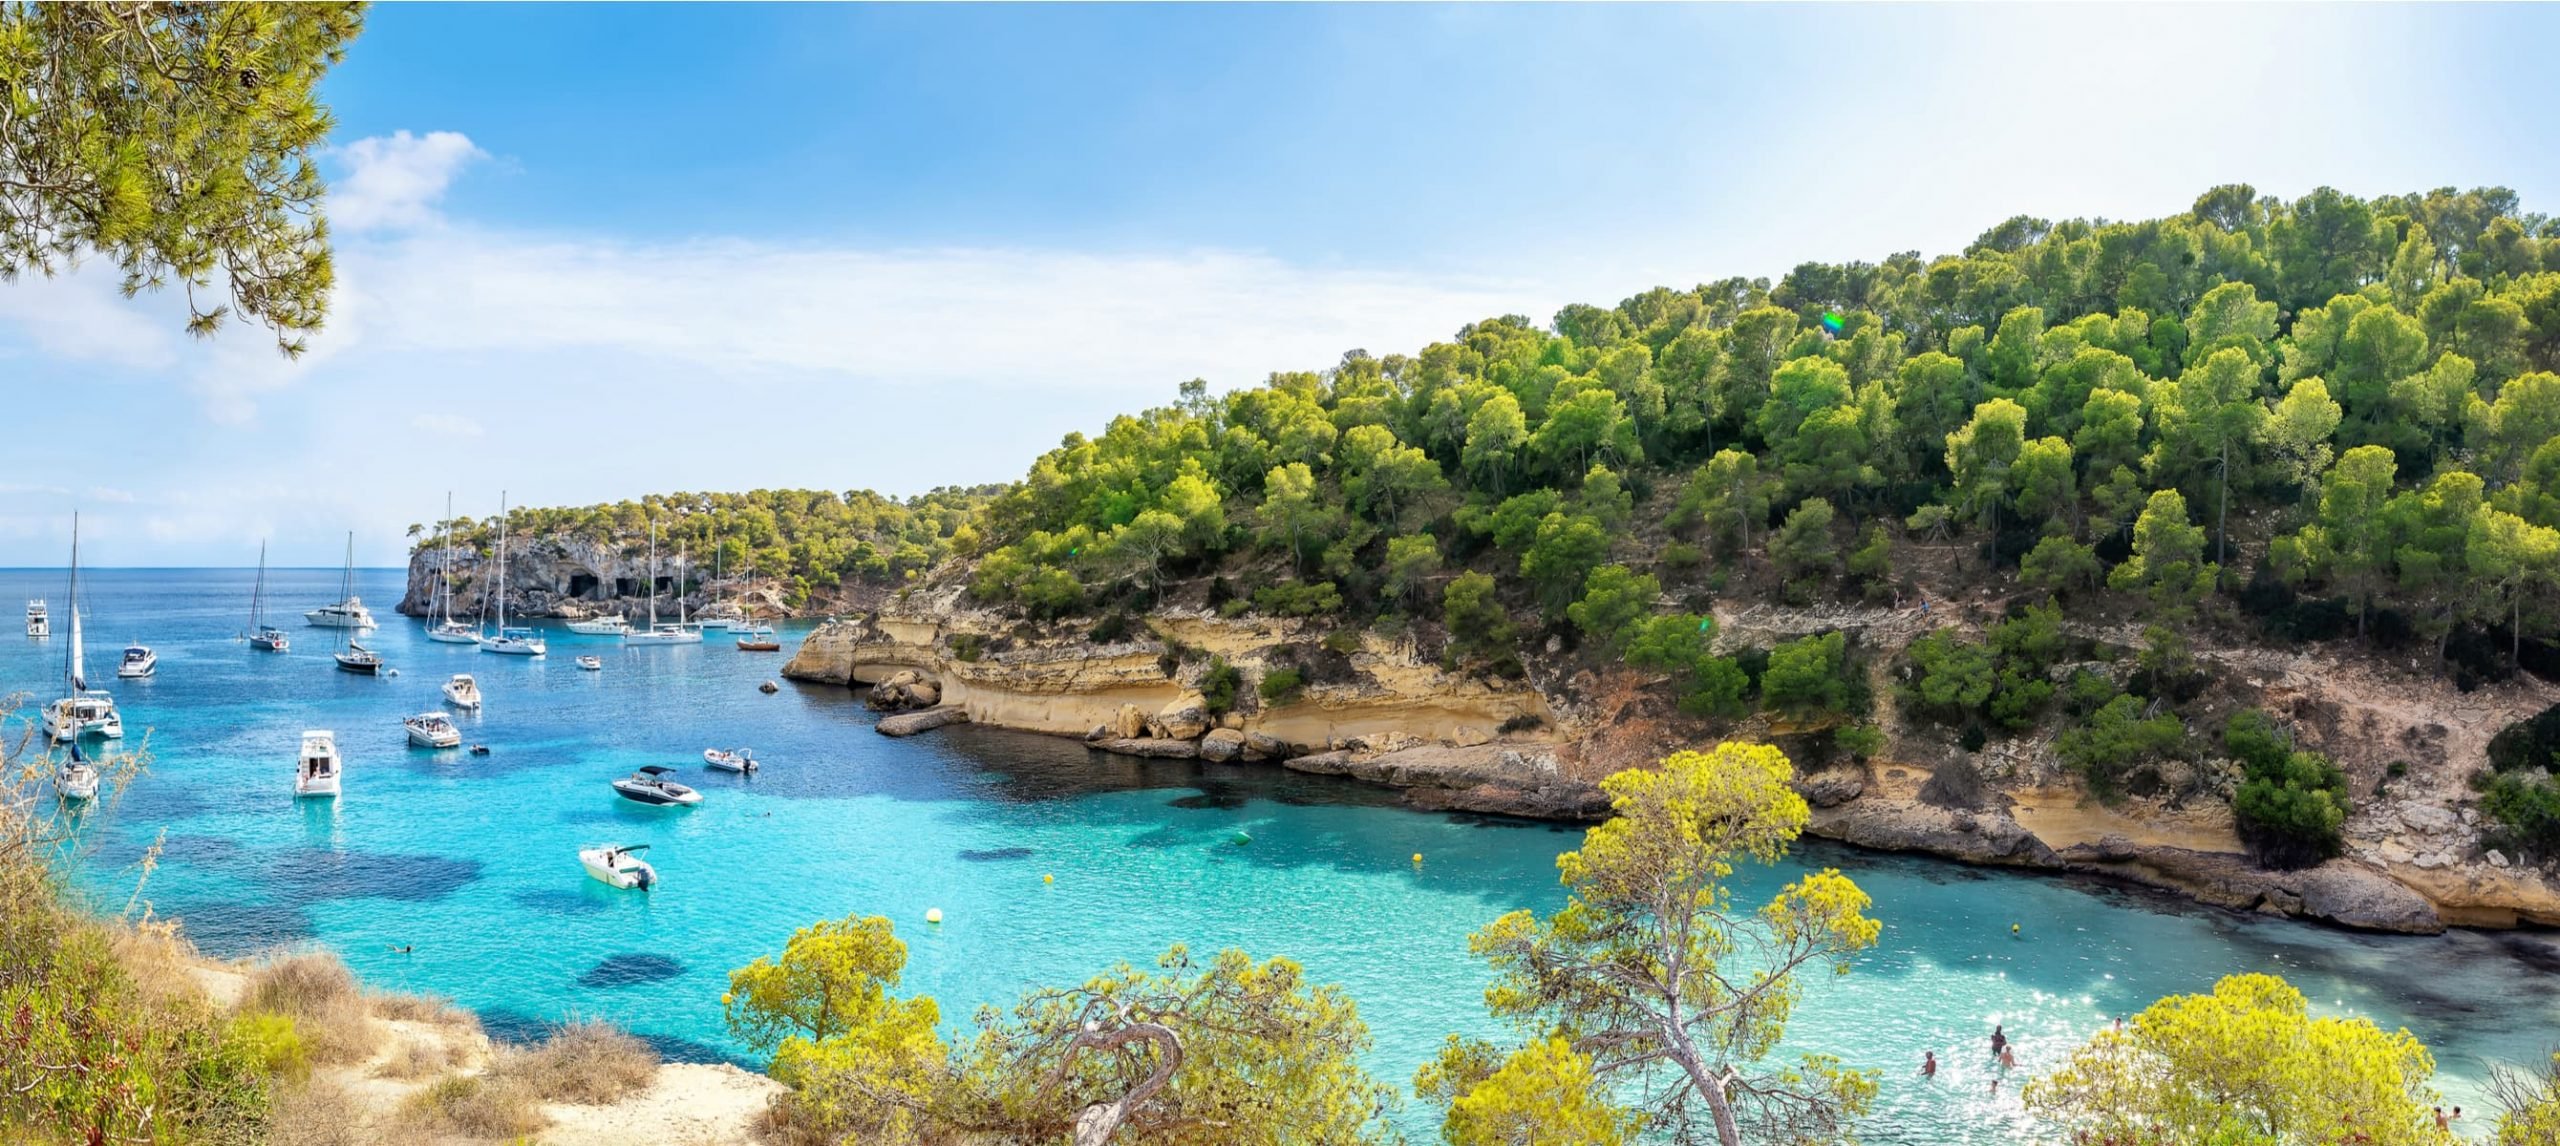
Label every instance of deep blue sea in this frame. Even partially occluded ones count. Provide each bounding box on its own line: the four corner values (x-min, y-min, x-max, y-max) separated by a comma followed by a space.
12, 567, 2557, 1142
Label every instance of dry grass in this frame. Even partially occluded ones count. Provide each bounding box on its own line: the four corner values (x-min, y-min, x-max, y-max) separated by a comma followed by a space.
373, 1035, 467, 1080
370, 989, 473, 1028
398, 1073, 547, 1140
242, 951, 377, 1064
105, 917, 204, 1008
265, 1079, 368, 1146
502, 1019, 662, 1106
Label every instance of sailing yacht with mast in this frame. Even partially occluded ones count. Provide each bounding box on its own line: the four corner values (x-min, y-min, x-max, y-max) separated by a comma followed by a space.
624, 518, 703, 645
304, 535, 378, 630
698, 525, 737, 631
247, 541, 289, 651
43, 514, 124, 741
426, 493, 481, 644
330, 534, 386, 675
481, 493, 547, 656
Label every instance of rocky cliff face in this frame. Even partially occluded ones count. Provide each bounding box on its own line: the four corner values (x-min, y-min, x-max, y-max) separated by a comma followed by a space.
397, 537, 822, 620
784, 576, 2560, 935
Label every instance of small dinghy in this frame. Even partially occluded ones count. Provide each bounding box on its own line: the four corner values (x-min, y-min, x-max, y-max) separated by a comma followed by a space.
468, 744, 491, 756
611, 765, 700, 806
734, 624, 780, 652
576, 655, 603, 671
579, 843, 656, 890
404, 712, 462, 749
703, 748, 757, 773
296, 731, 341, 798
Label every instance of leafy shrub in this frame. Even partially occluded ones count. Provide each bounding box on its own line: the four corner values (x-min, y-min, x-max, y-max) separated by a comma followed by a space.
1443, 571, 1516, 662
1624, 614, 1753, 718
1321, 630, 1363, 657
1199, 657, 1243, 714
1987, 667, 2055, 730
2224, 710, 2349, 869
2488, 703, 2560, 775
1253, 580, 1344, 617
1259, 667, 1306, 705
2476, 771, 2560, 861
948, 633, 988, 662
1904, 630, 1993, 722
1565, 564, 1660, 654
2056, 694, 2187, 800
1762, 632, 1856, 720
1835, 724, 1887, 762
228, 1011, 311, 1082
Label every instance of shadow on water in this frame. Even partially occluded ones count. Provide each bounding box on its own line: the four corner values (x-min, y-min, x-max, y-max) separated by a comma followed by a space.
577, 953, 687, 988
477, 1007, 749, 1068
510, 887, 614, 917
260, 848, 483, 903
956, 846, 1035, 862
161, 901, 314, 956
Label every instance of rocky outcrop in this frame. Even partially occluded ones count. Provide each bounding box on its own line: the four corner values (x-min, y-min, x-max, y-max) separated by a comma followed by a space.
877, 707, 970, 737
399, 535, 809, 620
1199, 729, 1247, 763
867, 671, 941, 711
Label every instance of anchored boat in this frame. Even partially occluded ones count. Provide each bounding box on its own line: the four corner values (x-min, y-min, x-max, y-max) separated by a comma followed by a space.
44, 514, 122, 742
296, 731, 341, 798
610, 765, 700, 806
55, 742, 100, 801
246, 541, 289, 651
480, 493, 548, 656
580, 843, 656, 890
425, 492, 481, 644
404, 712, 462, 749
703, 748, 757, 773
117, 644, 156, 678
442, 673, 483, 710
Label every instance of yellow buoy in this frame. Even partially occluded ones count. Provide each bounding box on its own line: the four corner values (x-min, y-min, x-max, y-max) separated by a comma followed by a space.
926, 907, 944, 924
1042, 873, 1054, 884
1411, 853, 1423, 864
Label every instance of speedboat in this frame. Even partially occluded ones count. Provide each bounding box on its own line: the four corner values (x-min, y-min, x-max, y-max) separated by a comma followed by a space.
304, 598, 377, 629
567, 615, 631, 636
425, 620, 482, 644
44, 692, 123, 742
404, 712, 461, 749
579, 843, 656, 890
55, 743, 100, 801
623, 623, 702, 646
610, 766, 700, 806
703, 748, 757, 773
481, 626, 547, 656
734, 624, 780, 651
295, 731, 341, 797
576, 655, 603, 671
334, 642, 384, 675
25, 599, 47, 637
249, 626, 290, 652
116, 644, 156, 678
442, 673, 483, 710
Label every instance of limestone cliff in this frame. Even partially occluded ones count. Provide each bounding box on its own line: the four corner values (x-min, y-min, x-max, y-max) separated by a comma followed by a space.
785, 577, 2560, 935
397, 536, 836, 621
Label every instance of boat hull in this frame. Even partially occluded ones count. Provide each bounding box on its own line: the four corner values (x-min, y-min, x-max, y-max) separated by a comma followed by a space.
334, 655, 382, 675
305, 613, 376, 629
611, 780, 701, 806
580, 850, 655, 890
623, 633, 702, 646
249, 634, 289, 652
442, 687, 481, 709
566, 618, 630, 635
425, 628, 482, 644
294, 778, 340, 798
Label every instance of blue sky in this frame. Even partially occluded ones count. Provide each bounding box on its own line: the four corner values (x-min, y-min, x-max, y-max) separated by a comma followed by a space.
4, 3, 2558, 565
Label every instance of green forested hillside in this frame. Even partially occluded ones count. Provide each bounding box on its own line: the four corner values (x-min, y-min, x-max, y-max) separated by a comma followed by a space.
958, 184, 2560, 860
420, 487, 999, 600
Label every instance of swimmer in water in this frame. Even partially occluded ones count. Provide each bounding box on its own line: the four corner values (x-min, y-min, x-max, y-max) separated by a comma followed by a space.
1922, 1050, 1937, 1078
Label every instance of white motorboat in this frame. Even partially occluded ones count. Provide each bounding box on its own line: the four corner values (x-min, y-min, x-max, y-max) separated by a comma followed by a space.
55, 743, 100, 801
296, 730, 341, 798
576, 655, 603, 671
703, 748, 757, 773
304, 599, 376, 628
116, 644, 156, 678
245, 542, 289, 651
26, 598, 48, 637
567, 615, 630, 636
45, 515, 122, 742
404, 712, 462, 749
424, 493, 481, 644
480, 494, 548, 656
442, 673, 483, 710
625, 520, 704, 646
579, 843, 656, 890
610, 765, 701, 806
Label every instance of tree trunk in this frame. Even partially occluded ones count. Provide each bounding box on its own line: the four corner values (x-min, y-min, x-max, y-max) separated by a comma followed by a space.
1064, 1022, 1182, 1146
2216, 440, 2231, 569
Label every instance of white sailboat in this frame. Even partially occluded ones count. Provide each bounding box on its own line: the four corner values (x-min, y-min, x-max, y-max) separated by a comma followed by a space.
481, 492, 547, 657
426, 492, 481, 644
55, 741, 101, 801
624, 518, 702, 646
330, 534, 385, 675
44, 514, 123, 742
697, 525, 738, 630
247, 541, 289, 651
305, 531, 378, 630
295, 730, 341, 797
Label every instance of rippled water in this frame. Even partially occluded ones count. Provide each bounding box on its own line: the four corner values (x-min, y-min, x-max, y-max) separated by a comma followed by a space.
15, 568, 2556, 1141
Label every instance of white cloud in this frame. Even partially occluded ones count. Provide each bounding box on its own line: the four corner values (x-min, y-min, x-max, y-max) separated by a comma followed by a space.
329, 130, 486, 233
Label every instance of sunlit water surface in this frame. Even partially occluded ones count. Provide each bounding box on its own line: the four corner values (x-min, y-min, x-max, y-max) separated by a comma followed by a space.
13, 568, 2556, 1142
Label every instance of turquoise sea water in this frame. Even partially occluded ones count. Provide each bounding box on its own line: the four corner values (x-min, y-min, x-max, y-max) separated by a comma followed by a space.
14, 567, 2559, 1142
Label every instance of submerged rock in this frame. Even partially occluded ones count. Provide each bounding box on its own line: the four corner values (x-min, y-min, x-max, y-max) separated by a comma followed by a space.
1199, 728, 1247, 763
1097, 737, 1201, 760
877, 707, 970, 737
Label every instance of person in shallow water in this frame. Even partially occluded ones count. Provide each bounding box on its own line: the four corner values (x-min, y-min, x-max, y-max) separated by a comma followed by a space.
1990, 1023, 2006, 1057
1921, 1051, 1936, 1078
1999, 1045, 2017, 1071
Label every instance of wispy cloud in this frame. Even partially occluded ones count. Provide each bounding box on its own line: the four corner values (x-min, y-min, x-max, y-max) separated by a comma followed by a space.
329, 130, 487, 233
408, 413, 486, 438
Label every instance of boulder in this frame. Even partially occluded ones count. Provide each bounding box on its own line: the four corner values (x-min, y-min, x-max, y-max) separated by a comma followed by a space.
1111, 704, 1147, 741
1798, 773, 1865, 809
1242, 732, 1290, 762
877, 707, 970, 737
1200, 728, 1247, 763
1097, 737, 1201, 760
2094, 834, 2137, 862
1152, 692, 1211, 741
907, 681, 940, 707
2293, 862, 2443, 934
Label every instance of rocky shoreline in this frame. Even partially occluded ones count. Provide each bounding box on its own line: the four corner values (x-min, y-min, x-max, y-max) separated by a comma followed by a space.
783, 586, 2560, 936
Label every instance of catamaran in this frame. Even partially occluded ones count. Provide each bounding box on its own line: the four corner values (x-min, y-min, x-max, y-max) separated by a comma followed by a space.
295, 730, 341, 797
43, 514, 123, 742
25, 599, 48, 637
426, 493, 481, 644
481, 493, 547, 657
624, 519, 702, 646
246, 541, 289, 651
329, 534, 386, 675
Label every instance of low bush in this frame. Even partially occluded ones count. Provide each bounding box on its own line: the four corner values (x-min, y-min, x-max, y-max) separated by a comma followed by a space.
1252, 580, 1343, 617
1259, 667, 1306, 705
401, 1072, 546, 1139
2477, 770, 2560, 862
506, 1019, 660, 1106
2223, 709, 2350, 869
2056, 694, 2187, 801
1198, 657, 1243, 714
244, 951, 376, 1064
265, 1079, 367, 1146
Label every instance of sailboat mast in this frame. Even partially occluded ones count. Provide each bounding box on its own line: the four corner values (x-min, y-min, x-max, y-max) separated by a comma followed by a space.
65, 511, 80, 693
337, 532, 353, 653
495, 492, 509, 633
647, 518, 659, 628
251, 540, 266, 630
438, 491, 455, 625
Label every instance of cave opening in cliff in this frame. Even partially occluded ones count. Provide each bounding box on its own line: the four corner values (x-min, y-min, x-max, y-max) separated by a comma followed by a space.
568, 573, 599, 599
615, 577, 638, 597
